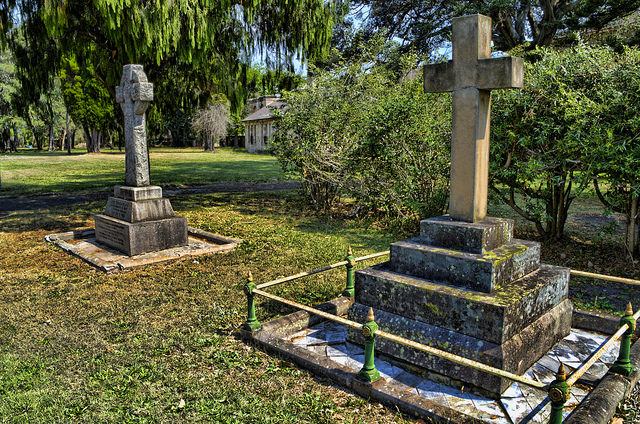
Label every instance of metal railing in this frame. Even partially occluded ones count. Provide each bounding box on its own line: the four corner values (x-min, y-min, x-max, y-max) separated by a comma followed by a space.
241, 248, 639, 424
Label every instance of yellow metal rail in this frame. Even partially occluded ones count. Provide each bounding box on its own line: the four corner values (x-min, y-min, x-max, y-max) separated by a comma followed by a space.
252, 287, 547, 390
256, 251, 390, 290
570, 269, 640, 287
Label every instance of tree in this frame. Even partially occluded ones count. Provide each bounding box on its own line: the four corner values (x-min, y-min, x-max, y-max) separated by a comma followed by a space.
587, 47, 640, 259
490, 44, 621, 241
192, 101, 230, 152
0, 49, 19, 152
272, 37, 451, 221
350, 0, 640, 55
59, 54, 114, 153
1, 0, 346, 148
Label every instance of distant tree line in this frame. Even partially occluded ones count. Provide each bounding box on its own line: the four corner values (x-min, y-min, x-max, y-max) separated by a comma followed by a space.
0, 0, 345, 152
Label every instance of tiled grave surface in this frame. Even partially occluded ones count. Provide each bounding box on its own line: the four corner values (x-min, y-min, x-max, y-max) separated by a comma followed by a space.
288, 321, 620, 423
45, 227, 240, 273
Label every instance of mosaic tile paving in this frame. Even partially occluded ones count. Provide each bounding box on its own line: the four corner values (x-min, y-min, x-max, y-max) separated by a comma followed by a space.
287, 322, 620, 423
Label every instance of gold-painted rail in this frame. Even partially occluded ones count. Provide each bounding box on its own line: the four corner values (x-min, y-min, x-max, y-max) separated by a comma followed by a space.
570, 269, 640, 287
252, 287, 547, 390
256, 251, 390, 290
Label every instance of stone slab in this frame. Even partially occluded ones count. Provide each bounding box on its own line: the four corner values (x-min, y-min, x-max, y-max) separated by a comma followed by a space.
94, 214, 187, 256
419, 215, 513, 254
347, 299, 573, 398
388, 238, 541, 293
114, 185, 162, 201
105, 197, 175, 222
45, 227, 241, 273
354, 263, 568, 344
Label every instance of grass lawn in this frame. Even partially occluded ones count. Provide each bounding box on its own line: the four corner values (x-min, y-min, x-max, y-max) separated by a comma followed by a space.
0, 191, 415, 423
0, 147, 286, 197
1, 189, 639, 423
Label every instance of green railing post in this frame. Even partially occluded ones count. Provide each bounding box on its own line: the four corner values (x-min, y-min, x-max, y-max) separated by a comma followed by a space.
357, 307, 381, 383
548, 363, 570, 424
342, 246, 356, 297
243, 271, 261, 331
611, 302, 636, 376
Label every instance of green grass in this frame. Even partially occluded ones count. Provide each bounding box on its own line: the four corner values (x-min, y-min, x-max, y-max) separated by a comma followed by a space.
0, 147, 286, 197
0, 190, 415, 424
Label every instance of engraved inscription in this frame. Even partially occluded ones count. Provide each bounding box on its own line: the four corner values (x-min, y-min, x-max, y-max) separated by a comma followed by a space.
96, 218, 128, 250
105, 198, 133, 222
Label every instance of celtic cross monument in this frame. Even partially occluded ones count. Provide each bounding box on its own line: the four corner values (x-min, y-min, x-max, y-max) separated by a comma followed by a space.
346, 15, 572, 398
94, 65, 188, 256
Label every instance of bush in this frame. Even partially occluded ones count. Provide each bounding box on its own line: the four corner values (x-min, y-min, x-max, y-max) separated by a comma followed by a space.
271, 38, 451, 224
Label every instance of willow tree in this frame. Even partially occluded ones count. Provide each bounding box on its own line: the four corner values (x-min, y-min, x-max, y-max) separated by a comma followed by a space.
1, 0, 345, 144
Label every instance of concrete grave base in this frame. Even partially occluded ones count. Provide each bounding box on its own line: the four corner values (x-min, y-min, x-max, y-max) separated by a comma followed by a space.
243, 296, 639, 424
45, 227, 240, 273
94, 214, 188, 256
95, 184, 190, 256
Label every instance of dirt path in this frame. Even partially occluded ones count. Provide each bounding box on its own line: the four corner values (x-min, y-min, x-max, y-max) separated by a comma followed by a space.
0, 181, 301, 216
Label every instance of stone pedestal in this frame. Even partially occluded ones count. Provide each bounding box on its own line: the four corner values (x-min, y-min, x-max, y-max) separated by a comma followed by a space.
347, 216, 572, 398
94, 185, 188, 256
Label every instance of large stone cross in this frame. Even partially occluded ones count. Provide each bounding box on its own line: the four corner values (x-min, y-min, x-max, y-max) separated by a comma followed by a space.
424, 14, 523, 222
116, 64, 154, 187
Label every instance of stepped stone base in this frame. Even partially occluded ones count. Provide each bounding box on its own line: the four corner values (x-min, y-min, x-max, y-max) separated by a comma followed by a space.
346, 215, 572, 397
348, 298, 572, 398
353, 263, 568, 344
389, 238, 540, 293
95, 185, 188, 256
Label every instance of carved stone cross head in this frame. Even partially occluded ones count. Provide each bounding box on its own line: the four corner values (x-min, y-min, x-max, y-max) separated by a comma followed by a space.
116, 64, 153, 115
116, 64, 154, 187
424, 14, 523, 223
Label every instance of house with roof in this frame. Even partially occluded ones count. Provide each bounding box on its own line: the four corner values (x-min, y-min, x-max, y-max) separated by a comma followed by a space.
241, 95, 286, 153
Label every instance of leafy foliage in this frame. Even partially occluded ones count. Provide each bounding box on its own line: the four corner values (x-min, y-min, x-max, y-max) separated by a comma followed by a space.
491, 44, 640, 243
348, 0, 640, 54
272, 37, 451, 223
59, 55, 115, 152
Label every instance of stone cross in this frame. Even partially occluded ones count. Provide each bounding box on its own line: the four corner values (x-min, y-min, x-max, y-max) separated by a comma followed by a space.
116, 64, 154, 187
424, 14, 523, 222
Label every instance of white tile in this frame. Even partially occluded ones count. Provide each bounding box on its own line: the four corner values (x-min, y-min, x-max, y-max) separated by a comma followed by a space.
415, 380, 448, 406
330, 355, 350, 367
325, 330, 347, 343
326, 344, 348, 357
470, 397, 509, 424
346, 354, 365, 371
374, 358, 403, 379
305, 332, 328, 346
345, 342, 364, 355
392, 371, 424, 391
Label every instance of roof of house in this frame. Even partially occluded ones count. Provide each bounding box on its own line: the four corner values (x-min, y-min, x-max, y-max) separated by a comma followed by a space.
241, 101, 287, 122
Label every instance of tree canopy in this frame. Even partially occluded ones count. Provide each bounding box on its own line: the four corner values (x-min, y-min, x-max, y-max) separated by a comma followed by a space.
1, 0, 346, 146
347, 0, 640, 55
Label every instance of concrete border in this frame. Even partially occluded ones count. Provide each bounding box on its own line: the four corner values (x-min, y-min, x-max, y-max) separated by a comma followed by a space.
242, 300, 639, 423
45, 227, 241, 273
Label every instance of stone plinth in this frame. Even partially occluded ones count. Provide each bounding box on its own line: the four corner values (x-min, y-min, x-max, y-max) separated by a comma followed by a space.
95, 185, 188, 256
347, 215, 572, 398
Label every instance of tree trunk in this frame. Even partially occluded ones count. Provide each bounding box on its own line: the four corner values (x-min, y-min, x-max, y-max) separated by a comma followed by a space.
62, 110, 70, 155
10, 124, 18, 152
71, 129, 76, 149
234, 134, 239, 148
625, 193, 638, 261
